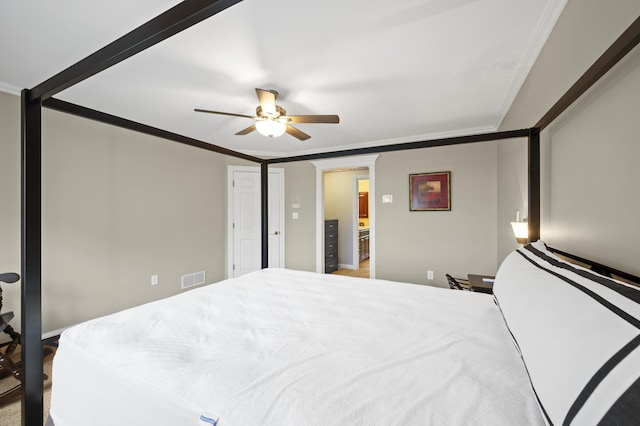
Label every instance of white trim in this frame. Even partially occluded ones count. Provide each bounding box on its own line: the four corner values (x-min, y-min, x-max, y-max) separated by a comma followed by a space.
353, 174, 369, 270
42, 326, 69, 340
0, 81, 22, 96
495, 0, 568, 130
351, 175, 360, 270
311, 155, 378, 278
338, 263, 357, 271
227, 165, 285, 278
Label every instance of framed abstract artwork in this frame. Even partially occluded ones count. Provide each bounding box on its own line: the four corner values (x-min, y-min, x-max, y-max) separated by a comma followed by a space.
409, 171, 451, 211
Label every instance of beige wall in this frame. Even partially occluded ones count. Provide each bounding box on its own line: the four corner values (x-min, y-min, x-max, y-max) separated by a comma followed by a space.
1, 91, 231, 332
497, 0, 640, 272
543, 49, 640, 274
496, 137, 528, 263
279, 141, 499, 287
375, 142, 498, 286
0, 92, 21, 331
281, 161, 316, 272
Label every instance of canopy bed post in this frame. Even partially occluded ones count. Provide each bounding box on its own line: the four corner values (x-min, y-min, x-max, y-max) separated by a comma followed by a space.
16, 4, 639, 425
527, 128, 541, 242
20, 89, 44, 425
261, 162, 269, 268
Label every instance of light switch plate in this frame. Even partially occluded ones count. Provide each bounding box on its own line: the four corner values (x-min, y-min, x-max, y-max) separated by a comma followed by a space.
291, 196, 301, 209
382, 194, 393, 204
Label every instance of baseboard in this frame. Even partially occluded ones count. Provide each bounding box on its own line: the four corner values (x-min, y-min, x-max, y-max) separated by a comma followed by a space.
338, 263, 357, 270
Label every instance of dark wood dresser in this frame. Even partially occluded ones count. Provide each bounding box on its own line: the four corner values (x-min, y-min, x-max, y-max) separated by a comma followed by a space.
324, 220, 338, 273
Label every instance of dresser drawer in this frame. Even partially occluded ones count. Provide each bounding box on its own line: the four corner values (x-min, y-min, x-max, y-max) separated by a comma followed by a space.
325, 259, 338, 273
325, 220, 338, 232
325, 247, 337, 262
325, 221, 338, 242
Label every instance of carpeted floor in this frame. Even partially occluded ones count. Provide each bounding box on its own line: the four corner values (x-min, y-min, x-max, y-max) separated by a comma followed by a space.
0, 347, 55, 425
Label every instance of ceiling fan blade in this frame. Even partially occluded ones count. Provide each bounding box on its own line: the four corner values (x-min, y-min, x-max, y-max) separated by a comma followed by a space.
285, 124, 311, 141
283, 115, 340, 124
235, 124, 257, 135
194, 108, 254, 119
255, 88, 278, 116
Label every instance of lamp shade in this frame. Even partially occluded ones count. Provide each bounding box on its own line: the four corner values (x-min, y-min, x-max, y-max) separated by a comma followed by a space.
510, 221, 529, 244
255, 120, 286, 137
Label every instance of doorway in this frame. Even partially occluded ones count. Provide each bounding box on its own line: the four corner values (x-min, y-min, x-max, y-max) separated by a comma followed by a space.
227, 166, 285, 277
311, 155, 378, 278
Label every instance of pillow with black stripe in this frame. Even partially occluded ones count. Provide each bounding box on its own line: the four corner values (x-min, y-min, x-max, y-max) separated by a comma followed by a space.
493, 241, 640, 425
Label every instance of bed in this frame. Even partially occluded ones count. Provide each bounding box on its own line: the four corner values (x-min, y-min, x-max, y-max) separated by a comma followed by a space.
47, 241, 640, 426
21, 4, 640, 426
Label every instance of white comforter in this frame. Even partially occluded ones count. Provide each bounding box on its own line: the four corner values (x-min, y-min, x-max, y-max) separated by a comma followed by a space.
50, 268, 543, 425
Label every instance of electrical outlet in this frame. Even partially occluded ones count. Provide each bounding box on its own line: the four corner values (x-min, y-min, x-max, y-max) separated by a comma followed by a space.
151, 275, 158, 286
427, 270, 434, 280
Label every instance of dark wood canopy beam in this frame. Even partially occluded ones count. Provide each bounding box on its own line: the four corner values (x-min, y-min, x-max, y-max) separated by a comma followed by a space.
266, 129, 531, 164
548, 246, 640, 285
28, 0, 242, 102
43, 97, 263, 163
536, 15, 640, 130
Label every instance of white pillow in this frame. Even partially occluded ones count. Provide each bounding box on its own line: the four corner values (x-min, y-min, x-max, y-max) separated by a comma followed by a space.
493, 241, 640, 425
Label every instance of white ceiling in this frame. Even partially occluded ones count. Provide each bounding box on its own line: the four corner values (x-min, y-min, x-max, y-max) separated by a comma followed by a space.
0, 0, 566, 157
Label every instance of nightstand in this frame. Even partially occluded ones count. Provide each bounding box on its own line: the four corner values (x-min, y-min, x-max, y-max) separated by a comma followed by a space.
467, 274, 495, 294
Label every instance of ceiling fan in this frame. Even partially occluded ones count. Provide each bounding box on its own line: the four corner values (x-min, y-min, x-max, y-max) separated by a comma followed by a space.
195, 88, 339, 141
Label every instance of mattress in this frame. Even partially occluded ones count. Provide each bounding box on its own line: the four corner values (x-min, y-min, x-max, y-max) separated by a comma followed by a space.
49, 268, 544, 425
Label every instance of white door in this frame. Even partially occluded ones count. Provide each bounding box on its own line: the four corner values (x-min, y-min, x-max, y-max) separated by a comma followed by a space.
228, 166, 284, 277
267, 171, 283, 268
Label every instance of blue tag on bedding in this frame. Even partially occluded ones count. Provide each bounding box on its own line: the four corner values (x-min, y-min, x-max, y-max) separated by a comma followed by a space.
199, 414, 218, 425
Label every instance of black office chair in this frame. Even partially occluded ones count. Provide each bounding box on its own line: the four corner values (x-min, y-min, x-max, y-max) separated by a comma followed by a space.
446, 274, 472, 291
0, 272, 23, 404
0, 273, 55, 405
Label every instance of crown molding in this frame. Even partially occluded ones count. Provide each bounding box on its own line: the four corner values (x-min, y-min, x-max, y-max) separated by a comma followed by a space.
0, 81, 22, 96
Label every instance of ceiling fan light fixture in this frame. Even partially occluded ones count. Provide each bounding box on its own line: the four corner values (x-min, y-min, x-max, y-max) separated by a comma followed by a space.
255, 119, 286, 138
195, 88, 338, 140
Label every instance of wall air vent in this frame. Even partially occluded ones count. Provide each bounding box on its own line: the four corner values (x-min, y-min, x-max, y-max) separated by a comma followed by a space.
181, 271, 205, 290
